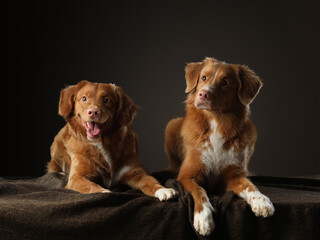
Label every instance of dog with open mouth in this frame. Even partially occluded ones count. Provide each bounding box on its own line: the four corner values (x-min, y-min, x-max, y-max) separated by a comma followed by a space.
164, 57, 275, 236
47, 80, 176, 201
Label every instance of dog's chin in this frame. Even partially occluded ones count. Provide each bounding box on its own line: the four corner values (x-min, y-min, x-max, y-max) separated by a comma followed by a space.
194, 101, 212, 111
87, 134, 102, 141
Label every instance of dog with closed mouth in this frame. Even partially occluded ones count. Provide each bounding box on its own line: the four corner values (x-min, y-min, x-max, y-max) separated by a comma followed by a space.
165, 57, 275, 236
48, 80, 176, 201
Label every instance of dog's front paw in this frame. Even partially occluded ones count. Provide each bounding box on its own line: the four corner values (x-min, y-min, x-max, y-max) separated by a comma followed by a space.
155, 188, 177, 201
194, 201, 215, 236
240, 189, 275, 217
250, 192, 275, 217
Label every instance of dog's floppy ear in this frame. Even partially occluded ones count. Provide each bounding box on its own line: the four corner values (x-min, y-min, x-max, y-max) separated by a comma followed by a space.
185, 61, 204, 93
237, 65, 263, 105
114, 86, 138, 126
58, 80, 87, 117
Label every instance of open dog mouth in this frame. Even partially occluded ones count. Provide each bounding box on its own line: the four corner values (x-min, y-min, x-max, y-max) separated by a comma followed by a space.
81, 119, 106, 140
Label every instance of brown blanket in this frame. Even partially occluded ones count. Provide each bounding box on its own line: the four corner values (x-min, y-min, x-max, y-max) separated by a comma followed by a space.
0, 172, 319, 240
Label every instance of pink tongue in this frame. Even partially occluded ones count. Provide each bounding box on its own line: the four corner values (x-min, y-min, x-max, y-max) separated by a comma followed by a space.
87, 122, 101, 137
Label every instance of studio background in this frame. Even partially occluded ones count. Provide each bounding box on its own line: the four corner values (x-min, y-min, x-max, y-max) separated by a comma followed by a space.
3, 0, 319, 177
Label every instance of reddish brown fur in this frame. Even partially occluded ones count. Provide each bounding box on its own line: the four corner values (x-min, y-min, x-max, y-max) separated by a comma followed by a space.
165, 57, 267, 234
48, 81, 165, 196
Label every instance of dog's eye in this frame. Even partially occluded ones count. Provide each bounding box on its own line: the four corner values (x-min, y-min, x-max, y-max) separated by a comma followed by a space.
82, 96, 87, 101
221, 79, 228, 86
103, 98, 109, 103
202, 76, 206, 81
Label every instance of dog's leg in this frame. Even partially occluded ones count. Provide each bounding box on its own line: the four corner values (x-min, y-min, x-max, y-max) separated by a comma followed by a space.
47, 159, 62, 173
66, 156, 111, 194
177, 149, 215, 236
179, 178, 215, 236
119, 165, 177, 201
66, 174, 111, 194
223, 165, 275, 217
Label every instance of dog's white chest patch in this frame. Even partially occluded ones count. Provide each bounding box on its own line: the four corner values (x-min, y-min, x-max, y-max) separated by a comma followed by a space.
92, 142, 113, 172
89, 141, 113, 188
201, 120, 239, 175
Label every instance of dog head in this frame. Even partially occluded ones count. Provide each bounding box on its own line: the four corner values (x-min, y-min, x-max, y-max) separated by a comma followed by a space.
185, 57, 263, 112
58, 81, 137, 141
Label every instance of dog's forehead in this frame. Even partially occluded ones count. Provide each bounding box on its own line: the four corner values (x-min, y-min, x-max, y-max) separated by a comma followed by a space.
77, 82, 116, 97
216, 64, 238, 78
97, 83, 118, 96
77, 82, 96, 96
201, 61, 220, 76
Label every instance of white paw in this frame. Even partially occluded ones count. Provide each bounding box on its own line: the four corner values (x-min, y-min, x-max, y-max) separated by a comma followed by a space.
155, 188, 177, 201
193, 201, 215, 236
240, 188, 275, 217
250, 193, 275, 217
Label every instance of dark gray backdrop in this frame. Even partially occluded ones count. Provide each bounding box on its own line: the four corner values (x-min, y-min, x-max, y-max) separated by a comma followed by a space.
3, 0, 320, 177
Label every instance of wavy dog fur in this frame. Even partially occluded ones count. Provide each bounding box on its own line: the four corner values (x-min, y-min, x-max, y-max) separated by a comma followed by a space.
165, 58, 274, 236
48, 81, 176, 201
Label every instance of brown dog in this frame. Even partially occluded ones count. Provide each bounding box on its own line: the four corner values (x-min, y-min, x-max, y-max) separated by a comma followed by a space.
165, 58, 274, 236
48, 80, 176, 201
